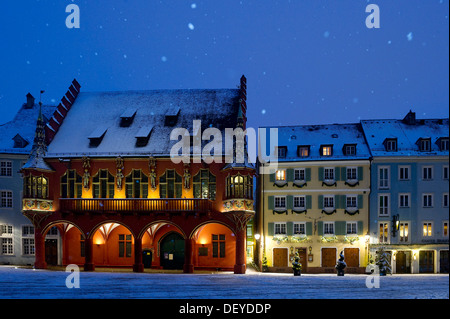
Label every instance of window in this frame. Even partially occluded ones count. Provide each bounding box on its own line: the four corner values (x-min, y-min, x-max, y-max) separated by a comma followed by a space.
419, 138, 431, 152
274, 196, 286, 209
274, 222, 287, 235
444, 193, 449, 208
1, 225, 13, 255
443, 166, 449, 180
443, 222, 449, 237
422, 194, 433, 208
212, 234, 226, 258
277, 146, 287, 158
293, 196, 306, 209
226, 174, 252, 199
93, 169, 115, 198
324, 168, 334, 180
346, 195, 357, 208
422, 166, 433, 180
398, 166, 410, 181
193, 169, 216, 200
422, 223, 432, 237
439, 138, 449, 151
385, 138, 397, 152
275, 169, 286, 181
297, 146, 310, 157
118, 234, 132, 257
24, 175, 49, 199
0, 161, 12, 177
293, 222, 306, 236
378, 166, 390, 189
378, 194, 389, 216
321, 145, 333, 156
379, 223, 389, 243
22, 225, 35, 256
294, 168, 305, 181
343, 144, 357, 156
127, 169, 149, 198
346, 167, 357, 180
323, 195, 334, 209
346, 222, 357, 235
323, 222, 334, 235
61, 169, 82, 198
399, 193, 410, 208
0, 191, 13, 208
399, 223, 409, 242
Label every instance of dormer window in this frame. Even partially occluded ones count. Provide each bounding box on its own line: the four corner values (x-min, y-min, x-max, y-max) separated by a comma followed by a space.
135, 125, 153, 147
88, 127, 107, 147
320, 145, 333, 156
418, 138, 431, 152
277, 146, 287, 158
165, 107, 180, 127
384, 138, 397, 152
12, 134, 29, 148
438, 137, 449, 151
297, 145, 310, 158
343, 144, 357, 156
120, 108, 137, 127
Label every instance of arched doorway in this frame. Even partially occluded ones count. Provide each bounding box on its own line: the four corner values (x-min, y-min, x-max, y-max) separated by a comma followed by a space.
160, 232, 185, 270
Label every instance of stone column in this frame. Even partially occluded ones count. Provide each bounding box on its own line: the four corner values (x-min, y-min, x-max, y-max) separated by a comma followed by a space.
183, 238, 194, 273
84, 238, 95, 271
234, 226, 247, 274
133, 237, 144, 272
34, 229, 47, 269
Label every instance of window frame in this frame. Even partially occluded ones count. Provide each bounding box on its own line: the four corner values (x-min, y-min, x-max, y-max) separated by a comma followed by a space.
274, 222, 287, 236
293, 222, 306, 236
323, 222, 335, 236
0, 161, 12, 177
398, 165, 410, 181
422, 166, 433, 181
378, 166, 390, 189
398, 193, 410, 208
422, 222, 433, 238
378, 194, 390, 217
0, 190, 13, 208
422, 193, 433, 208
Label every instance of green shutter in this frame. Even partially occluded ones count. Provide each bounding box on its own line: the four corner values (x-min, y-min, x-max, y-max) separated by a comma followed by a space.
358, 194, 363, 209
269, 173, 275, 183
306, 222, 313, 236
357, 221, 364, 235
268, 222, 274, 236
341, 167, 347, 180
306, 168, 311, 181
306, 195, 312, 209
318, 195, 323, 209
287, 222, 293, 236
335, 221, 346, 235
268, 196, 274, 210
358, 167, 363, 181
340, 195, 346, 209
334, 195, 340, 208
335, 167, 341, 181
287, 169, 294, 182
318, 167, 324, 181
317, 221, 323, 236
287, 195, 293, 209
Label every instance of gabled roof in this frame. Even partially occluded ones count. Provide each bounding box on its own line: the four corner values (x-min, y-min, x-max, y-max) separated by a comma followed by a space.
46, 89, 241, 158
361, 118, 449, 157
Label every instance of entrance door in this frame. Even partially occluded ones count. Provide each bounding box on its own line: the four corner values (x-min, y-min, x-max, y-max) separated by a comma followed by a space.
419, 250, 434, 273
344, 248, 359, 267
160, 232, 185, 270
439, 250, 449, 273
45, 239, 58, 266
273, 248, 288, 267
143, 249, 152, 269
396, 251, 411, 274
295, 248, 307, 273
322, 248, 337, 267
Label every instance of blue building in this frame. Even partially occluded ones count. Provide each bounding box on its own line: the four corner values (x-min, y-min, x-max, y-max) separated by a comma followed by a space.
0, 93, 55, 265
361, 111, 449, 273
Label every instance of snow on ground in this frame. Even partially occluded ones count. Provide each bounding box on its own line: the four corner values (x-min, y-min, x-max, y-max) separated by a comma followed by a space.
0, 266, 448, 299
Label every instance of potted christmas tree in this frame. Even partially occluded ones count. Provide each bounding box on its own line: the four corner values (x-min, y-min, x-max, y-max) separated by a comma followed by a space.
292, 252, 302, 276
262, 255, 269, 272
375, 247, 392, 276
335, 250, 346, 276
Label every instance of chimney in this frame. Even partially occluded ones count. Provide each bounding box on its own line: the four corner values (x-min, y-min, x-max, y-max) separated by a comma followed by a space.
402, 110, 416, 125
25, 93, 35, 108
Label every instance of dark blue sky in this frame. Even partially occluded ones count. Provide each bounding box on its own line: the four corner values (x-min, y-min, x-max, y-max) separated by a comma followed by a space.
1, 0, 448, 130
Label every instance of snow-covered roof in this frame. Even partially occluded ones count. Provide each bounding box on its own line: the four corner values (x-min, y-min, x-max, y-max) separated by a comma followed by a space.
46, 89, 241, 158
261, 123, 371, 162
0, 103, 56, 154
361, 118, 449, 157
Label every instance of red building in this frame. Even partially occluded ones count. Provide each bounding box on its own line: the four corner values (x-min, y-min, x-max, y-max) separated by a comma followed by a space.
21, 76, 255, 274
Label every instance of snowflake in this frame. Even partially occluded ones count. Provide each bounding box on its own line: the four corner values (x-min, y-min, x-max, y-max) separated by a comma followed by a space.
188, 23, 195, 30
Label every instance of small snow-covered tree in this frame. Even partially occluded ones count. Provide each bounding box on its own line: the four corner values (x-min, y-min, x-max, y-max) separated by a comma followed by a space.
375, 247, 392, 275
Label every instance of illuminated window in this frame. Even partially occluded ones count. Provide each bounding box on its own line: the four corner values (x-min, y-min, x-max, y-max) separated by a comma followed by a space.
226, 174, 252, 199
61, 169, 82, 198
321, 145, 333, 156
443, 222, 448, 237
423, 223, 432, 237
126, 169, 149, 198
93, 169, 115, 198
24, 175, 49, 199
275, 169, 286, 181
399, 223, 409, 242
379, 223, 389, 243
297, 146, 310, 157
193, 169, 216, 200
159, 169, 181, 199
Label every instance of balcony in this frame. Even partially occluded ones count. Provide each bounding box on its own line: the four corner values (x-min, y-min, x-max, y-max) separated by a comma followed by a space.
23, 198, 54, 212
59, 198, 214, 214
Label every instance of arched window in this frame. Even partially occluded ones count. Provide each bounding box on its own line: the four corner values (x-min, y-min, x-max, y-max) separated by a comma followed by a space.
159, 169, 182, 198
193, 169, 216, 200
24, 175, 49, 199
125, 169, 148, 198
226, 173, 253, 199
92, 169, 115, 198
61, 170, 82, 198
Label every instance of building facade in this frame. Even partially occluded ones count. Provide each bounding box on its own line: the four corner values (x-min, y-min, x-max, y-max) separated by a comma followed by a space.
362, 111, 449, 273
21, 77, 256, 274
257, 123, 371, 273
0, 94, 55, 265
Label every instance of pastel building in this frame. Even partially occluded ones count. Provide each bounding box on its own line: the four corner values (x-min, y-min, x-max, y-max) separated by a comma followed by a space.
256, 123, 371, 273
361, 111, 449, 273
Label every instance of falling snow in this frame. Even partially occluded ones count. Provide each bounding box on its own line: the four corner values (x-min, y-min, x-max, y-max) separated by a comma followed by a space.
407, 32, 413, 41
188, 23, 195, 30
